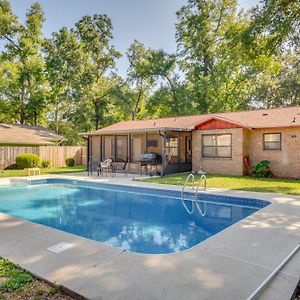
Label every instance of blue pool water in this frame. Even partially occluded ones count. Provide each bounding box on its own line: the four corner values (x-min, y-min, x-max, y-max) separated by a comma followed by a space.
0, 179, 270, 254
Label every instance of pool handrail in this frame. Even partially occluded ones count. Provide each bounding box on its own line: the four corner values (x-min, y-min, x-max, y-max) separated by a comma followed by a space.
181, 173, 195, 214
195, 174, 207, 195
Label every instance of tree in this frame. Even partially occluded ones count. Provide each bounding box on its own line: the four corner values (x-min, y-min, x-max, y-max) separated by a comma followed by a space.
74, 14, 121, 130
43, 27, 83, 134
146, 50, 185, 116
0, 1, 46, 125
251, 51, 300, 108
176, 0, 268, 113
245, 0, 300, 53
126, 40, 154, 120
241, 0, 300, 108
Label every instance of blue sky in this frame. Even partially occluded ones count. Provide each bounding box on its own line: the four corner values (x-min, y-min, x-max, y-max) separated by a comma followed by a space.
9, 0, 259, 77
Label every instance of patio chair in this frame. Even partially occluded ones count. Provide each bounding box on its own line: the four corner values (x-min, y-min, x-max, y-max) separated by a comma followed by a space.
88, 160, 100, 176
97, 158, 113, 176
113, 158, 129, 177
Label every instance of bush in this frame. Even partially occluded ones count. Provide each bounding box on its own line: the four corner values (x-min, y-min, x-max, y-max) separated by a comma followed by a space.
252, 160, 273, 178
16, 153, 40, 169
41, 159, 50, 168
65, 157, 75, 167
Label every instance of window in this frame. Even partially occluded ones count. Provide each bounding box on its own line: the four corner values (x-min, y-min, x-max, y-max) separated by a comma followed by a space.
202, 134, 232, 158
263, 133, 281, 150
166, 136, 178, 158
147, 139, 158, 148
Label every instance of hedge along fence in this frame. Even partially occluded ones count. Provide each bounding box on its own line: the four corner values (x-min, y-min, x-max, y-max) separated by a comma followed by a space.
0, 146, 87, 169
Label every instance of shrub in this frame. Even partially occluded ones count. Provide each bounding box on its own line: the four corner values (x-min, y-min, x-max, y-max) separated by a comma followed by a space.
65, 157, 75, 167
41, 159, 50, 168
252, 160, 273, 178
16, 153, 40, 169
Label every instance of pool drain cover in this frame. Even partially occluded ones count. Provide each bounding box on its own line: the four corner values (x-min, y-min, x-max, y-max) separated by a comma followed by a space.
47, 242, 74, 254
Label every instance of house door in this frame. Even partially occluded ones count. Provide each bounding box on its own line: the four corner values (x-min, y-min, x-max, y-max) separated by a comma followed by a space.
185, 136, 192, 163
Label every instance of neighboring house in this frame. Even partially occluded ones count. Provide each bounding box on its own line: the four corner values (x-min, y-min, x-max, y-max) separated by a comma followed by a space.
85, 106, 300, 178
0, 124, 65, 146
0, 124, 65, 169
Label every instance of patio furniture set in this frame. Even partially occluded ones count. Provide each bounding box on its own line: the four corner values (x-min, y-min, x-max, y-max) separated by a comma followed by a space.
88, 158, 129, 177
88, 153, 162, 177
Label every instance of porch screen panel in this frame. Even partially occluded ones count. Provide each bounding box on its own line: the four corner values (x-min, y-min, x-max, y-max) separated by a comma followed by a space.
165, 136, 178, 163
202, 134, 231, 158
103, 136, 114, 160
131, 136, 142, 162
116, 135, 128, 161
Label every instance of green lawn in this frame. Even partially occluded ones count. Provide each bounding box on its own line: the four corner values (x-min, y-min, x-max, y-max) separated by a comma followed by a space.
0, 258, 73, 299
0, 165, 86, 178
140, 173, 300, 195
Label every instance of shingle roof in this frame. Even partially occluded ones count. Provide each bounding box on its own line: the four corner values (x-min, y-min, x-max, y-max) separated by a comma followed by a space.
0, 124, 65, 145
87, 106, 300, 135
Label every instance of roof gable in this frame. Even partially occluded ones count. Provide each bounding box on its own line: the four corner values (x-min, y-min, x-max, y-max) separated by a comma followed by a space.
0, 124, 65, 146
194, 116, 250, 130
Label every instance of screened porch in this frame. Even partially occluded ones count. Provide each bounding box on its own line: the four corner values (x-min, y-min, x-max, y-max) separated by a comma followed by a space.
87, 131, 192, 175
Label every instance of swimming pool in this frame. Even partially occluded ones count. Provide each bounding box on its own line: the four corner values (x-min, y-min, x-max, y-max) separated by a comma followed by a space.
0, 179, 270, 254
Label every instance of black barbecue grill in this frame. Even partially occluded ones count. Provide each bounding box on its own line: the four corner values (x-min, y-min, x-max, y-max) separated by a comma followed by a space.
139, 153, 161, 175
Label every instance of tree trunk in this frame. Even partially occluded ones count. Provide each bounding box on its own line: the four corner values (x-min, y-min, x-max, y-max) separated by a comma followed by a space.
33, 109, 38, 125
55, 103, 59, 134
132, 86, 143, 120
93, 100, 101, 130
166, 76, 179, 115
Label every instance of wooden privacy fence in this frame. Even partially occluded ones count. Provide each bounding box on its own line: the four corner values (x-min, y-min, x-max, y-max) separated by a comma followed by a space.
0, 146, 87, 169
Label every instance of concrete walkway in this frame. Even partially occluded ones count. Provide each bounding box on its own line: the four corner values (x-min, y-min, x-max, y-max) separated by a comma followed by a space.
0, 173, 299, 300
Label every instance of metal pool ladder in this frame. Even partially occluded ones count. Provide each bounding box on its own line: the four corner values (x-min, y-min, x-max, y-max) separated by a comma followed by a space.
181, 174, 195, 214
181, 173, 207, 215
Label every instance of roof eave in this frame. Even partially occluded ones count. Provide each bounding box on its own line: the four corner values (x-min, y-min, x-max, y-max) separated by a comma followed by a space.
84, 127, 193, 136
253, 124, 300, 129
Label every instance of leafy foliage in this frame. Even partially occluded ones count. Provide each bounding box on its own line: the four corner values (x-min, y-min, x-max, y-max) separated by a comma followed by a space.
0, 0, 299, 144
41, 159, 50, 168
65, 157, 75, 167
253, 160, 273, 178
15, 153, 40, 169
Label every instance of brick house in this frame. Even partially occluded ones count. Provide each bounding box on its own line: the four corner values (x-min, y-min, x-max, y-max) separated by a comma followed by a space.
85, 106, 300, 178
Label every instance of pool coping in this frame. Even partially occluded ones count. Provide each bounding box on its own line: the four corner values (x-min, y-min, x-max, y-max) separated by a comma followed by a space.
0, 173, 299, 300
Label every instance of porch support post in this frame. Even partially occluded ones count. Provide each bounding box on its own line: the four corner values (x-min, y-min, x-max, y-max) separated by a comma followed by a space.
128, 133, 131, 162
178, 132, 181, 163
144, 132, 148, 154
114, 134, 117, 162
100, 135, 102, 162
88, 136, 93, 175
178, 132, 181, 173
87, 136, 90, 175
162, 133, 166, 176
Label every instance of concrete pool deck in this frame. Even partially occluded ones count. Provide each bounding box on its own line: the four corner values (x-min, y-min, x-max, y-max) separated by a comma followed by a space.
0, 173, 299, 300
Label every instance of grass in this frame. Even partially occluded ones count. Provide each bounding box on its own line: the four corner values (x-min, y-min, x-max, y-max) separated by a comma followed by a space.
0, 165, 86, 178
0, 258, 74, 299
140, 173, 300, 195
